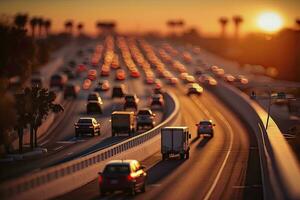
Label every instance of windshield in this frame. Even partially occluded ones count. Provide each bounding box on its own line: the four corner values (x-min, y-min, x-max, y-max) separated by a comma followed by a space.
78, 119, 92, 123
200, 121, 212, 125
103, 164, 130, 175
138, 110, 151, 115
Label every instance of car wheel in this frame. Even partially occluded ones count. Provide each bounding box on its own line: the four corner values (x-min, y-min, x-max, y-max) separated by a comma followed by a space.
141, 183, 146, 193
180, 153, 185, 160
130, 185, 136, 196
185, 151, 190, 159
162, 153, 167, 160
99, 189, 107, 196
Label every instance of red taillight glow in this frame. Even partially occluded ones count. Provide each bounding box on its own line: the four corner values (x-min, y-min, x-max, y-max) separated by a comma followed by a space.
127, 174, 134, 181
98, 175, 102, 184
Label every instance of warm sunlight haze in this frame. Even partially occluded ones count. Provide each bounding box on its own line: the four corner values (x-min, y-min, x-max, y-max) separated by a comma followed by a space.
257, 12, 283, 33
0, 1, 299, 200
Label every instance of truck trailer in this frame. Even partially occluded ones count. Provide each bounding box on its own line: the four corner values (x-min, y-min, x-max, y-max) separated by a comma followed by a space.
161, 126, 191, 160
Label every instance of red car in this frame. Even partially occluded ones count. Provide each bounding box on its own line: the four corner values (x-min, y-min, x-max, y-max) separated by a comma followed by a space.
115, 69, 126, 80
82, 79, 92, 90
98, 160, 147, 196
76, 64, 87, 73
88, 69, 97, 81
130, 70, 140, 78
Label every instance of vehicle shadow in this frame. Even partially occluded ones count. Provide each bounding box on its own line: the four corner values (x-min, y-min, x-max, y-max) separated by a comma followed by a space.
146, 158, 186, 185
190, 136, 199, 145
196, 137, 211, 149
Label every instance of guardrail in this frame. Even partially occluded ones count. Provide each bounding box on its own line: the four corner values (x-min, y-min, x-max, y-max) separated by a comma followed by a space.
0, 91, 181, 200
213, 82, 300, 200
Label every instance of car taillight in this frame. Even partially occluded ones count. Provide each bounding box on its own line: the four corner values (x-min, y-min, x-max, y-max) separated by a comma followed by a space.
98, 175, 103, 184
127, 174, 134, 181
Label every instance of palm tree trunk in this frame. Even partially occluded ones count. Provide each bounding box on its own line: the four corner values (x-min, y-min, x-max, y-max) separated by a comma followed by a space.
30, 124, 34, 149
34, 128, 38, 147
18, 127, 24, 153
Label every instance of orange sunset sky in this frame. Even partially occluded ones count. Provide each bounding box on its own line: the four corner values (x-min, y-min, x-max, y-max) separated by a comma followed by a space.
0, 0, 300, 36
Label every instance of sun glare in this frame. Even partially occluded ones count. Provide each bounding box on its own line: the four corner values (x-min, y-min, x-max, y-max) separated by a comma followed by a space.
257, 12, 283, 33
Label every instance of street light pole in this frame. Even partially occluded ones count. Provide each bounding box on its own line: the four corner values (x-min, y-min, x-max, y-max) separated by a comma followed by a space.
266, 88, 272, 129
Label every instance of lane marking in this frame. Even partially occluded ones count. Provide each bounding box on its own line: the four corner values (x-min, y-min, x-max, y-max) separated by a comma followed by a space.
178, 85, 235, 199
40, 139, 50, 146
149, 184, 161, 187
53, 146, 64, 151
203, 111, 234, 200
66, 152, 73, 156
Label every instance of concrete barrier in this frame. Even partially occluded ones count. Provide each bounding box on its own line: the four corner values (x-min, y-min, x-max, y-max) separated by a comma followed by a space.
212, 82, 300, 200
0, 91, 181, 200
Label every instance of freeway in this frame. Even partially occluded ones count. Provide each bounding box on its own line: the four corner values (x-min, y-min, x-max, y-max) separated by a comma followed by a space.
54, 39, 263, 200
0, 37, 165, 181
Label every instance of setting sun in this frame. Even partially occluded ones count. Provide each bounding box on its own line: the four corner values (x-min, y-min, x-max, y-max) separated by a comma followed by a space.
257, 12, 283, 33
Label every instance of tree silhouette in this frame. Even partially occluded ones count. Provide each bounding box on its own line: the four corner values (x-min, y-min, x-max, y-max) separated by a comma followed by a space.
232, 15, 243, 39
44, 19, 52, 37
0, 93, 16, 153
95, 21, 116, 36
96, 21, 101, 35
296, 18, 300, 29
21, 86, 63, 148
219, 17, 229, 38
77, 22, 84, 35
37, 17, 44, 38
14, 13, 28, 29
30, 17, 39, 38
0, 23, 36, 80
64, 20, 73, 35
167, 20, 176, 35
14, 92, 30, 152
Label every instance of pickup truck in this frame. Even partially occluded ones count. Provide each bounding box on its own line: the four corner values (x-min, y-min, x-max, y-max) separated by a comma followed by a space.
111, 111, 135, 136
161, 126, 191, 160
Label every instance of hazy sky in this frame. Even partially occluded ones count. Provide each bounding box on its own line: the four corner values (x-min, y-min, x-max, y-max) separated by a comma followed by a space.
1, 0, 300, 36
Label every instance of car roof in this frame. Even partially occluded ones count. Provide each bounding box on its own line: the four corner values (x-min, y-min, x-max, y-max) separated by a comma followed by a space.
79, 117, 95, 120
163, 126, 189, 130
87, 100, 100, 103
200, 120, 213, 123
107, 159, 138, 165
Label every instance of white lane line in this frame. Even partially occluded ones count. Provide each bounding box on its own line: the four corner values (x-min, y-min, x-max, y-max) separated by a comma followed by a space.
53, 146, 64, 151
40, 139, 50, 146
66, 152, 73, 156
149, 184, 161, 187
203, 111, 234, 200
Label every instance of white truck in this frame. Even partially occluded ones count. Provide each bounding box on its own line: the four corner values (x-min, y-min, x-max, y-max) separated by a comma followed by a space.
111, 111, 135, 137
161, 127, 191, 160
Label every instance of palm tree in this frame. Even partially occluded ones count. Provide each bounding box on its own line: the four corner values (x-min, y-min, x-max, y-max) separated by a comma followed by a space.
77, 22, 84, 35
30, 17, 39, 38
96, 21, 103, 35
64, 20, 74, 34
232, 15, 243, 39
44, 19, 52, 37
177, 19, 185, 35
296, 18, 300, 29
36, 17, 44, 38
14, 13, 28, 29
219, 17, 229, 38
22, 87, 64, 148
167, 20, 176, 35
